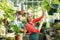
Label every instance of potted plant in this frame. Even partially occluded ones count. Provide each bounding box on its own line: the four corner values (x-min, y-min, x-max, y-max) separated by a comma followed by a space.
41, 0, 59, 15
12, 25, 21, 40
0, 0, 14, 32
39, 22, 47, 40
0, 0, 14, 22
53, 21, 60, 40
54, 20, 60, 30
39, 33, 45, 40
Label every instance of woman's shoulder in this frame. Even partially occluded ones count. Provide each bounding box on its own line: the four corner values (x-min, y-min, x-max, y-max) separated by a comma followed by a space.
26, 23, 29, 25
26, 23, 30, 26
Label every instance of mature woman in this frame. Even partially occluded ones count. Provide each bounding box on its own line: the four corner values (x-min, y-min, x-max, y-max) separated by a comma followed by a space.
2, 18, 9, 33
26, 10, 45, 40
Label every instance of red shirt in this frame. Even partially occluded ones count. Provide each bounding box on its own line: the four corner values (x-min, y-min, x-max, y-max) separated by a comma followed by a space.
26, 16, 43, 34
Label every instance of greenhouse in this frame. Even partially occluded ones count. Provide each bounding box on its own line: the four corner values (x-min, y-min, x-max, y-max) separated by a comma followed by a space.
0, 0, 60, 40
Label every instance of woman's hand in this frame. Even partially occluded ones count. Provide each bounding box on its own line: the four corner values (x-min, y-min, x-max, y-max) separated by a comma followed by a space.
42, 9, 45, 16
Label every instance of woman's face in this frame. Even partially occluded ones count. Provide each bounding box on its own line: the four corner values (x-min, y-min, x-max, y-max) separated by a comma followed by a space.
27, 14, 33, 22
17, 15, 22, 21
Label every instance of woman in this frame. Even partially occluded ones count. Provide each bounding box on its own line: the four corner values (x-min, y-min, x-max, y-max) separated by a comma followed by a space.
2, 18, 9, 33
26, 10, 45, 40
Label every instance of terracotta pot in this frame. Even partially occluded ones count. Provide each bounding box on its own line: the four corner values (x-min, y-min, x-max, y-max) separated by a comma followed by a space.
17, 10, 25, 15
39, 36, 45, 40
15, 35, 20, 40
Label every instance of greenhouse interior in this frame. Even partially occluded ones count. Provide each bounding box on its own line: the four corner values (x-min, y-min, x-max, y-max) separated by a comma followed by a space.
0, 0, 60, 40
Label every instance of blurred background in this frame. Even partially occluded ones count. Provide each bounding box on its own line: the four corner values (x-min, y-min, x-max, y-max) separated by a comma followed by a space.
0, 0, 60, 40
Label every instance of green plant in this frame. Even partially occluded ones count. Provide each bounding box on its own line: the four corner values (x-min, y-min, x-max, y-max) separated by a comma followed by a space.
35, 22, 40, 27
41, 0, 60, 15
39, 33, 45, 37
0, 18, 2, 28
57, 8, 60, 12
52, 22, 60, 40
41, 22, 47, 32
13, 25, 21, 35
9, 23, 21, 35
51, 0, 60, 4
53, 22, 60, 30
22, 20, 26, 26
0, 0, 14, 22
0, 0, 14, 32
41, 0, 51, 11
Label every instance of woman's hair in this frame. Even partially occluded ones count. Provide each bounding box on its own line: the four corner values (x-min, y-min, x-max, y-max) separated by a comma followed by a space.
26, 13, 30, 22
26, 13, 30, 17
26, 12, 33, 22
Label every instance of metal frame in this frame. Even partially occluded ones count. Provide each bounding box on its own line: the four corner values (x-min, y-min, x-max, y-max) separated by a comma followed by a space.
23, 0, 43, 12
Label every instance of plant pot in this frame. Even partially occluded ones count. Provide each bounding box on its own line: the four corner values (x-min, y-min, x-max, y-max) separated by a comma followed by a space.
39, 33, 45, 40
15, 35, 20, 40
17, 10, 25, 15
39, 36, 45, 40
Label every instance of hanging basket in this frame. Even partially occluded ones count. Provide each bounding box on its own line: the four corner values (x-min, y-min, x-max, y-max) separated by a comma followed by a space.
17, 10, 25, 15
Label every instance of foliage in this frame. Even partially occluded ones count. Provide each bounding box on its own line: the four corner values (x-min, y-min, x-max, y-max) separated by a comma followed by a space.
0, 0, 14, 22
57, 8, 60, 12
52, 22, 60, 40
0, 9, 5, 27
39, 33, 45, 37
13, 25, 20, 35
40, 22, 47, 33
9, 23, 21, 35
51, 0, 60, 4
36, 22, 40, 27
22, 20, 26, 26
39, 22, 46, 38
41, 0, 51, 11
0, 0, 15, 35
53, 22, 60, 30
41, 0, 60, 15
42, 0, 59, 10
0, 17, 2, 27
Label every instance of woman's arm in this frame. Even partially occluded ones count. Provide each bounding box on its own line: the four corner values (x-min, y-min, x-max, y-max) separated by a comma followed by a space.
26, 23, 39, 33
37, 20, 44, 32
32, 10, 45, 24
